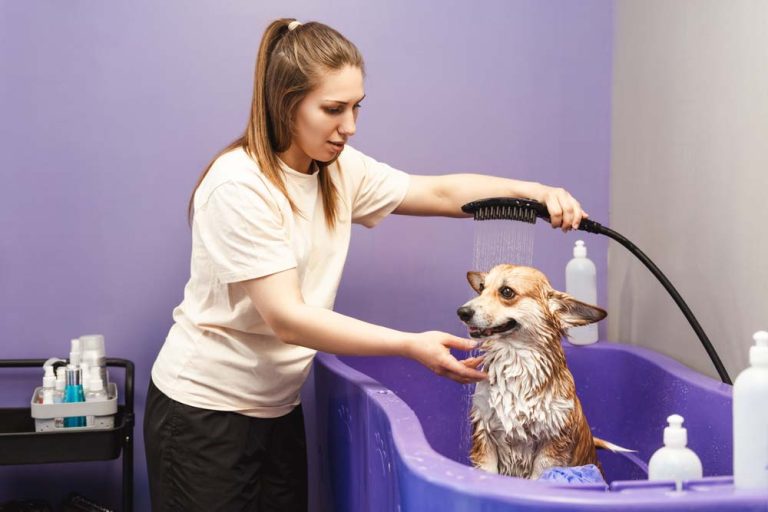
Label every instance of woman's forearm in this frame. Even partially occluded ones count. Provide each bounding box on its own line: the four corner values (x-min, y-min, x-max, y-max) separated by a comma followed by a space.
271, 303, 412, 356
396, 174, 546, 217
270, 303, 484, 383
432, 174, 545, 216
396, 173, 585, 229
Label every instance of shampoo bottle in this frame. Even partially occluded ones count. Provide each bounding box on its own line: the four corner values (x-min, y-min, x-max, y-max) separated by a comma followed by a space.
80, 334, 108, 388
565, 240, 598, 345
38, 365, 55, 404
733, 330, 768, 489
80, 361, 90, 393
63, 366, 86, 428
85, 367, 108, 427
648, 414, 703, 490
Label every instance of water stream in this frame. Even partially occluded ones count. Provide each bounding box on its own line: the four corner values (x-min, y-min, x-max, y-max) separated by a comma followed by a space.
459, 219, 536, 463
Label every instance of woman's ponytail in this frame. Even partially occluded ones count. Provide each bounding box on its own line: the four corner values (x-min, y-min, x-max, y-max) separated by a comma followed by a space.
188, 18, 364, 230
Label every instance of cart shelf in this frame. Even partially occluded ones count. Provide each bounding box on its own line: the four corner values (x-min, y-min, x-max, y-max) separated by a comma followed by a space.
0, 358, 134, 512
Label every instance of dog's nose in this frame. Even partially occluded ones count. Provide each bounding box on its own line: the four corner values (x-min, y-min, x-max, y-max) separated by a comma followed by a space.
457, 306, 474, 322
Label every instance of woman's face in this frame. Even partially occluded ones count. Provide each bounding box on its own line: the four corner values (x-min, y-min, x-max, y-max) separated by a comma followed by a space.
281, 65, 364, 173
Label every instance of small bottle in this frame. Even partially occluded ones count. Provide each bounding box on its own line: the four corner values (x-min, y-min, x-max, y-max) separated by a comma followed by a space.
85, 367, 108, 427
54, 367, 66, 428
565, 240, 599, 345
63, 366, 86, 428
648, 414, 703, 491
37, 365, 56, 404
733, 330, 768, 489
80, 334, 108, 386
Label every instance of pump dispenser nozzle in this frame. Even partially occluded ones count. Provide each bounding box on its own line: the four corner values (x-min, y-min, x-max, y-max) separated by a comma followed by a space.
750, 330, 768, 366
69, 338, 82, 367
42, 365, 56, 388
573, 240, 587, 258
663, 414, 687, 448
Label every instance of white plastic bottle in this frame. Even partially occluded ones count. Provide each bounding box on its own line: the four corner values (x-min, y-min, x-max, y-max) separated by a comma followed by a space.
565, 240, 598, 345
81, 361, 91, 393
648, 414, 703, 491
80, 334, 108, 387
39, 365, 56, 403
733, 330, 768, 490
85, 367, 108, 427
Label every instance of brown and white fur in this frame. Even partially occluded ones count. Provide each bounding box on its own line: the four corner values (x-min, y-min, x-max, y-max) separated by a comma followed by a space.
457, 264, 621, 479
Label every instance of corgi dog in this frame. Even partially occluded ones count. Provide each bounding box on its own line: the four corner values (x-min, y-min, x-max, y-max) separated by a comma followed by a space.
456, 264, 621, 479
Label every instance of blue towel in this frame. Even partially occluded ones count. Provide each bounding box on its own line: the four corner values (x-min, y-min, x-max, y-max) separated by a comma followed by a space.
538, 464, 606, 484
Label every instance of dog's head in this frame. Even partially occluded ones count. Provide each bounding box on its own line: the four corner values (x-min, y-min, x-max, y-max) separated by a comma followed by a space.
456, 264, 606, 344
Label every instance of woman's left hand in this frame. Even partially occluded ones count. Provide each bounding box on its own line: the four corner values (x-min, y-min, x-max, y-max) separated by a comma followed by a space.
534, 185, 588, 232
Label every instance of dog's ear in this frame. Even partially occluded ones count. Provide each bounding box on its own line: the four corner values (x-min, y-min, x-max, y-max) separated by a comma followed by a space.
548, 290, 607, 328
467, 271, 487, 294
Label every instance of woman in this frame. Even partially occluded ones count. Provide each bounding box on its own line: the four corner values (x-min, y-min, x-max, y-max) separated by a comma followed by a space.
144, 18, 587, 512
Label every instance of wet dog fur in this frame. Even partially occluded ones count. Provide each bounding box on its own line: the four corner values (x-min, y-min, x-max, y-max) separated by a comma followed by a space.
456, 264, 615, 479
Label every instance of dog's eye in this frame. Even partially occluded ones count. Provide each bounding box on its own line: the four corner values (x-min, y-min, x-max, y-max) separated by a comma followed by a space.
499, 286, 515, 299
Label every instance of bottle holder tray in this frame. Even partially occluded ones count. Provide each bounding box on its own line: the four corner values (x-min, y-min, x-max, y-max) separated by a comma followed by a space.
30, 383, 118, 431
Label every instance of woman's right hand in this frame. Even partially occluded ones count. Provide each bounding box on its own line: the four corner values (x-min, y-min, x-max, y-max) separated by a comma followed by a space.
405, 331, 487, 384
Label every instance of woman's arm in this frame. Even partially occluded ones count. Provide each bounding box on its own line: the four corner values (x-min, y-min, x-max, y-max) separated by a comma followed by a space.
393, 174, 587, 231
241, 269, 486, 384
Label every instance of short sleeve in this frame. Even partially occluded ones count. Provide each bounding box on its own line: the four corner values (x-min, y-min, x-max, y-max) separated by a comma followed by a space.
348, 149, 411, 228
194, 181, 297, 284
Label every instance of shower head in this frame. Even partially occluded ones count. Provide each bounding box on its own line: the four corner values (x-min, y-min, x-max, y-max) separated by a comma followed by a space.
461, 197, 603, 233
460, 197, 732, 385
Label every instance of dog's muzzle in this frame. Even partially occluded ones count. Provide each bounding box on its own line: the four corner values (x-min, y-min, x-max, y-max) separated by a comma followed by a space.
468, 319, 519, 338
457, 307, 519, 338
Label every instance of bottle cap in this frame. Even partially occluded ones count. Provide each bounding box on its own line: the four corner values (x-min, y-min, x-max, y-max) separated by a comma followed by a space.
750, 330, 768, 366
65, 366, 82, 386
573, 240, 587, 258
80, 334, 105, 357
663, 414, 687, 448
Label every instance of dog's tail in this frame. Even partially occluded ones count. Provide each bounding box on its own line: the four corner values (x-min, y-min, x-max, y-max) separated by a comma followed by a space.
594, 437, 635, 453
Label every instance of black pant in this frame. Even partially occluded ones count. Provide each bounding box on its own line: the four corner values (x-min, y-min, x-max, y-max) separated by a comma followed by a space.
143, 379, 308, 512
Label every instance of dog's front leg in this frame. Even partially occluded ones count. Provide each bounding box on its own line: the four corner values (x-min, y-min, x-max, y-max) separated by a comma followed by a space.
470, 422, 499, 473
530, 448, 568, 480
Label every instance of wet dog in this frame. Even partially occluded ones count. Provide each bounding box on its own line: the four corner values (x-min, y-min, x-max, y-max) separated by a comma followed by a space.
457, 264, 623, 479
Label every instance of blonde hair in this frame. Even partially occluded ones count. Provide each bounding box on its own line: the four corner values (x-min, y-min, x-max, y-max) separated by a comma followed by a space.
188, 18, 365, 229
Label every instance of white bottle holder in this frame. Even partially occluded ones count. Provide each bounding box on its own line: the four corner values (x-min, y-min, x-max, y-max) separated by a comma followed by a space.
30, 383, 118, 432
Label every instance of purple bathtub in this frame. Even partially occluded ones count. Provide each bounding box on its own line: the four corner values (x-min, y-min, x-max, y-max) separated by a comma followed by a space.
307, 340, 768, 511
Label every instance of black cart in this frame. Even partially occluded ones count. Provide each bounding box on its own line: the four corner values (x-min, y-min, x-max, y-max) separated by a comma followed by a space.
0, 358, 134, 512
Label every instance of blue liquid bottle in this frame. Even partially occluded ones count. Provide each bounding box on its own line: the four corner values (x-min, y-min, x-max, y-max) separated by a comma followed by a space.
63, 366, 86, 427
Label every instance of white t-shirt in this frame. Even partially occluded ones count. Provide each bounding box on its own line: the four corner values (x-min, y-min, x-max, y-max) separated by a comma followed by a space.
151, 145, 410, 418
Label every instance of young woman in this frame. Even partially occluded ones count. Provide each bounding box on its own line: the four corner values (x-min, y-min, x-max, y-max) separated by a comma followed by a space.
144, 18, 587, 512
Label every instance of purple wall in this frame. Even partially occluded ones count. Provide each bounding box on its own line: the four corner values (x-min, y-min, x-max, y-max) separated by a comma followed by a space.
0, 1, 612, 510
